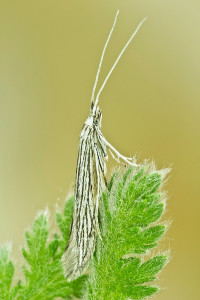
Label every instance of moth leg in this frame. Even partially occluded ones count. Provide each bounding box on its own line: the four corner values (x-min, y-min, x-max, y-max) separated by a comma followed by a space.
108, 148, 120, 163
101, 135, 140, 167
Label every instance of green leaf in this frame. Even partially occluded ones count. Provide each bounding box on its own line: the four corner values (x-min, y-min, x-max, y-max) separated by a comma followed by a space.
135, 173, 161, 198
85, 166, 169, 300
0, 245, 16, 300
120, 257, 141, 279
17, 201, 86, 299
123, 225, 166, 254
123, 166, 134, 184
139, 226, 166, 243
134, 256, 168, 284
126, 286, 158, 299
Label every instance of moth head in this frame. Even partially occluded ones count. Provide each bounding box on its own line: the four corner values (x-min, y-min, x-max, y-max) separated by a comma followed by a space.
93, 106, 102, 127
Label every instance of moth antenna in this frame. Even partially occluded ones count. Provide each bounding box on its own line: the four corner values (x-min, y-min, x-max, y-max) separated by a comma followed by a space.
91, 10, 119, 112
93, 16, 147, 113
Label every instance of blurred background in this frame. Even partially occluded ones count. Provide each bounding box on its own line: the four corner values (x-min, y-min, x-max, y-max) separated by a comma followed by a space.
0, 0, 199, 299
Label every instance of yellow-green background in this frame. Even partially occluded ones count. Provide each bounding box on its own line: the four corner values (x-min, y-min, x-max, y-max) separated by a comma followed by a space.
0, 1, 199, 299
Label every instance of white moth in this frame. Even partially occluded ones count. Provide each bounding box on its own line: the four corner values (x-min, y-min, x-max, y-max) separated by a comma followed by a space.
62, 10, 146, 281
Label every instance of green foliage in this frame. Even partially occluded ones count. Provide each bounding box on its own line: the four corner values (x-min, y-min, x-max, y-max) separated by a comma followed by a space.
18, 205, 86, 300
85, 166, 169, 300
0, 245, 18, 299
0, 166, 169, 299
0, 197, 86, 300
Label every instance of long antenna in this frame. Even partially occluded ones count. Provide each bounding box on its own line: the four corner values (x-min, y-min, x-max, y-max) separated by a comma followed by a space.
91, 10, 119, 109
92, 16, 147, 114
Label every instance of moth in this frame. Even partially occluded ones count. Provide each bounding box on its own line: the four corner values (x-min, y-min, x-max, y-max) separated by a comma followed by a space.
62, 10, 146, 281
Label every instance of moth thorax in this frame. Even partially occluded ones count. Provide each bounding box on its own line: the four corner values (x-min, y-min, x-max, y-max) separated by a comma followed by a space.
84, 115, 93, 127
84, 108, 102, 128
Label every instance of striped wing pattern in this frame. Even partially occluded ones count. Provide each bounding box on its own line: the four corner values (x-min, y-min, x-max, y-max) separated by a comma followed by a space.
62, 120, 107, 281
